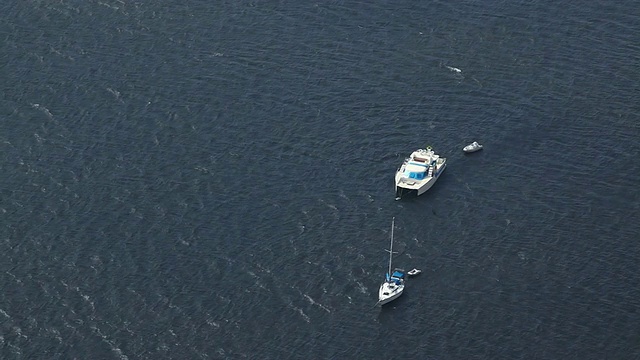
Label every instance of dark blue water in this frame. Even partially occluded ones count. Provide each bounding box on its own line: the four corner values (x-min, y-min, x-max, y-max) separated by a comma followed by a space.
2, 1, 639, 359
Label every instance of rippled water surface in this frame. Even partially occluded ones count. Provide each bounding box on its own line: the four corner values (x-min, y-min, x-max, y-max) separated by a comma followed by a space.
2, 1, 639, 359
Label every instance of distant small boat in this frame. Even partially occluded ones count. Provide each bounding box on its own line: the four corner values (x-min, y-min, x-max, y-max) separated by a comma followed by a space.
463, 141, 483, 153
446, 65, 462, 73
407, 268, 422, 276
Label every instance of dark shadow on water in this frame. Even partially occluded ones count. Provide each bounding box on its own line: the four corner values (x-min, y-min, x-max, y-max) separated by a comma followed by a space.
375, 294, 409, 324
463, 150, 484, 156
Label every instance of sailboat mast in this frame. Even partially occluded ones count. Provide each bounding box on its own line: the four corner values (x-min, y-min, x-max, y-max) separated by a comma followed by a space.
388, 217, 395, 277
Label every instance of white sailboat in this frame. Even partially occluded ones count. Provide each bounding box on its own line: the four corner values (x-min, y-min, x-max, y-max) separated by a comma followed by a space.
378, 218, 406, 306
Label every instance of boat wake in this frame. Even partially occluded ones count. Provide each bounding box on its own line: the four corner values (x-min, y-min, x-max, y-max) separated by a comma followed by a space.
303, 294, 331, 313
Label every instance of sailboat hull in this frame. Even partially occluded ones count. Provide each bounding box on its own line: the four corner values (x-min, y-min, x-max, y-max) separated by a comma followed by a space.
378, 284, 404, 305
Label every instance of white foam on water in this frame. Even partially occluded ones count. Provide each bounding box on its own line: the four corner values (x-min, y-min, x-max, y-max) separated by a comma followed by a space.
106, 87, 121, 99
46, 327, 63, 343
6, 271, 23, 285
31, 103, 53, 119
91, 324, 130, 360
0, 308, 10, 318
287, 301, 310, 323
295, 307, 310, 323
247, 270, 269, 292
13, 326, 27, 339
303, 294, 331, 313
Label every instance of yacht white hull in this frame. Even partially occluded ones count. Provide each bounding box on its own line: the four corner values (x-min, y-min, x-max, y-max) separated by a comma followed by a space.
395, 162, 447, 197
394, 147, 446, 199
463, 146, 483, 153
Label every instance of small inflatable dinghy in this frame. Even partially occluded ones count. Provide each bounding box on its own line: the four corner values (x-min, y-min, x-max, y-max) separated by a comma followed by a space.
407, 268, 422, 276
